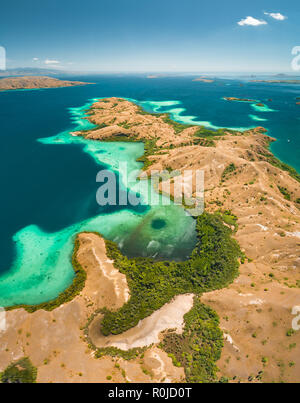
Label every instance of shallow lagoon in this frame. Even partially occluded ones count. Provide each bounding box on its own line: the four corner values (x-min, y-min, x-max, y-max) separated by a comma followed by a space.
0, 99, 196, 307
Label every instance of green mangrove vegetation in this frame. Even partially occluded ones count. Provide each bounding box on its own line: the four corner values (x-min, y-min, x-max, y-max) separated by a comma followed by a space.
0, 358, 37, 383
136, 138, 160, 170
161, 297, 224, 383
194, 127, 225, 138
95, 346, 148, 361
82, 308, 149, 361
192, 127, 235, 147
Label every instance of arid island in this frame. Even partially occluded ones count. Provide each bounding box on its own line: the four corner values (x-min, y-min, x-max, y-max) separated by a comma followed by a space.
1, 98, 300, 384
193, 77, 215, 83
0, 76, 93, 91
224, 97, 257, 103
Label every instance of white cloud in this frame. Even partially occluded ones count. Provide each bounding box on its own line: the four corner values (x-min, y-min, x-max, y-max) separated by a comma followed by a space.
44, 59, 60, 65
33, 57, 39, 61
264, 12, 287, 21
238, 16, 267, 26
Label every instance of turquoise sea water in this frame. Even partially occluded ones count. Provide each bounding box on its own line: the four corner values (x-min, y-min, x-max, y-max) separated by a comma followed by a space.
0, 75, 299, 307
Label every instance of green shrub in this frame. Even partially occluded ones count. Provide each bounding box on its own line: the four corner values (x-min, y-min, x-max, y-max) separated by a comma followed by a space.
221, 163, 237, 181
0, 358, 37, 383
286, 329, 296, 337
277, 186, 291, 201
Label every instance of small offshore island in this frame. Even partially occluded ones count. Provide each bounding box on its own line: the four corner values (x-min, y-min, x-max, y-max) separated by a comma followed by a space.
224, 97, 257, 102
193, 77, 215, 83
1, 97, 300, 384
0, 76, 93, 91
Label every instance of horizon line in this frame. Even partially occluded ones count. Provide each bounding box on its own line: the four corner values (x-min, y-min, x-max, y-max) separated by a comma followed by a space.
1, 67, 299, 76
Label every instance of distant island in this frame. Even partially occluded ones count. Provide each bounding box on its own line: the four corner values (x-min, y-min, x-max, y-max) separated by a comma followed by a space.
0, 76, 93, 91
146, 75, 164, 79
193, 77, 214, 83
224, 97, 256, 102
251, 79, 300, 85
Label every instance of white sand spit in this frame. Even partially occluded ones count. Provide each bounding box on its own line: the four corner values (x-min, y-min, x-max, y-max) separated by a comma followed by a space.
91, 246, 130, 303
91, 294, 194, 350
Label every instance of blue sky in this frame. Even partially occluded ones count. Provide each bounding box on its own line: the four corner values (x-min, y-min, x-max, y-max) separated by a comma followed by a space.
1, 0, 299, 73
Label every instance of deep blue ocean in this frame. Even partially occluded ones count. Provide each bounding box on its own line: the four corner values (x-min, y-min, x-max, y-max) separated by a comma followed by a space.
0, 75, 299, 277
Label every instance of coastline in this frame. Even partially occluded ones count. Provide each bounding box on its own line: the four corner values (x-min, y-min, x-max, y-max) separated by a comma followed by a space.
5, 96, 299, 311
6, 234, 87, 313
68, 97, 300, 382
0, 98, 197, 308
1, 96, 300, 383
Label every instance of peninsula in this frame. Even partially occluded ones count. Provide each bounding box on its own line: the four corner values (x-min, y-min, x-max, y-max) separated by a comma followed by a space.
0, 76, 93, 91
